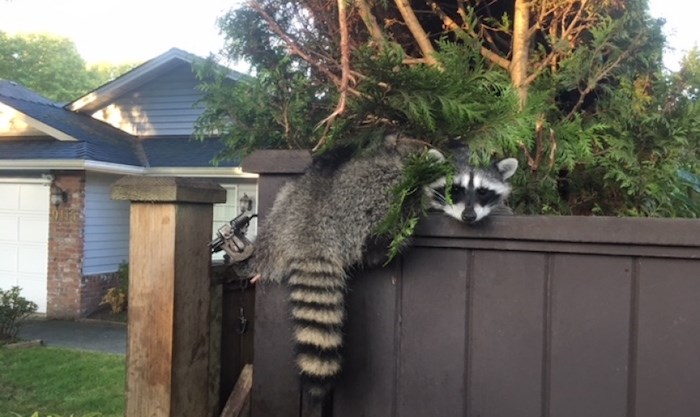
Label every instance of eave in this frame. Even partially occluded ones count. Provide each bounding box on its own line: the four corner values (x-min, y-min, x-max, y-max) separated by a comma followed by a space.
0, 159, 257, 178
0, 102, 78, 141
66, 48, 245, 114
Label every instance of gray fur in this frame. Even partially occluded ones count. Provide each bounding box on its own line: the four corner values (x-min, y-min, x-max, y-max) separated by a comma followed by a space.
428, 155, 518, 223
251, 136, 517, 398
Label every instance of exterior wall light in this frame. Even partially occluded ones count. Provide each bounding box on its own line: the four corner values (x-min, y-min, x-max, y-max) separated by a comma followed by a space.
51, 187, 67, 207
239, 193, 253, 212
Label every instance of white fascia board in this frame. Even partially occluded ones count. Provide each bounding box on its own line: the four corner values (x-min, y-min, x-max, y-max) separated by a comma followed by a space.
145, 166, 258, 178
66, 50, 192, 112
0, 159, 257, 178
0, 176, 52, 184
0, 159, 144, 175
67, 48, 245, 113
0, 103, 78, 142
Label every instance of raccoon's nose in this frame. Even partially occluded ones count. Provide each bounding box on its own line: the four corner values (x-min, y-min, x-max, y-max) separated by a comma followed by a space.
462, 211, 477, 223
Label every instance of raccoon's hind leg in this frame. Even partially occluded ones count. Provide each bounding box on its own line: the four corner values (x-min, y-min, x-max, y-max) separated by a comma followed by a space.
287, 257, 347, 399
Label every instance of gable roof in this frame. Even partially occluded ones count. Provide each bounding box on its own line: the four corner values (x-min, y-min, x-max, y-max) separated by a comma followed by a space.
0, 74, 247, 176
0, 80, 55, 105
0, 83, 145, 166
66, 48, 246, 114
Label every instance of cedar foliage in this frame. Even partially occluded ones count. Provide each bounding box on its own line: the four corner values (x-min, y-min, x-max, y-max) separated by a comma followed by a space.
195, 0, 699, 218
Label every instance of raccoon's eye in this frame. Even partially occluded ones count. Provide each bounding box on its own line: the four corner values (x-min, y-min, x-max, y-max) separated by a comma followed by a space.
448, 184, 466, 202
476, 187, 497, 204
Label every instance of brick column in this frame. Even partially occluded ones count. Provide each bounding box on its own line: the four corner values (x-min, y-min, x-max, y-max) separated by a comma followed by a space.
47, 171, 86, 318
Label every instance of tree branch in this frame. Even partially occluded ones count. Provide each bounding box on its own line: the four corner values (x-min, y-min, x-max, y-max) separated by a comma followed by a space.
565, 31, 646, 119
313, 0, 353, 151
511, 0, 532, 109
428, 0, 510, 70
393, 0, 440, 67
356, 0, 386, 47
249, 1, 350, 92
452, 1, 510, 71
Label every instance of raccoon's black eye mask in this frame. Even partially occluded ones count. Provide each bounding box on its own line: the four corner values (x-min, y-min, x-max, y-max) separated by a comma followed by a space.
475, 187, 498, 205
436, 184, 499, 206
447, 184, 465, 203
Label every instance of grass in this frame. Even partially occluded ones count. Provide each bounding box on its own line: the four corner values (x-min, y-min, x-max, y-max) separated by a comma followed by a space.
0, 347, 125, 417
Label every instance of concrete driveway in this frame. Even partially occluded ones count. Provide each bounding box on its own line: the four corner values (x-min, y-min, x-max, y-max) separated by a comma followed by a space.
18, 319, 127, 355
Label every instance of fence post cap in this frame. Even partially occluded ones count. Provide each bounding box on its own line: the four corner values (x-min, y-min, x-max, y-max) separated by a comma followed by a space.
111, 176, 227, 204
242, 150, 312, 174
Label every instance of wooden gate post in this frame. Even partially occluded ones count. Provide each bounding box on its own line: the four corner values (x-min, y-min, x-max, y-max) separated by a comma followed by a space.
241, 151, 312, 417
112, 177, 226, 417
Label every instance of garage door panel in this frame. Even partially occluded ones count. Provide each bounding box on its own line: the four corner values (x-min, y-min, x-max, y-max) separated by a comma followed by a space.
14, 274, 46, 311
0, 184, 20, 209
19, 185, 50, 212
18, 244, 48, 274
19, 217, 49, 242
0, 181, 49, 313
0, 216, 18, 240
0, 275, 16, 290
0, 244, 18, 272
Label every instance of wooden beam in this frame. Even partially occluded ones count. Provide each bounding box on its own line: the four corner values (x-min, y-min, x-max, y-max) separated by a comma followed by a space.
112, 177, 226, 417
221, 364, 254, 417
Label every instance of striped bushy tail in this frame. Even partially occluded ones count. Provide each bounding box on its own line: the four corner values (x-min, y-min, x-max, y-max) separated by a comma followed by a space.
287, 257, 348, 399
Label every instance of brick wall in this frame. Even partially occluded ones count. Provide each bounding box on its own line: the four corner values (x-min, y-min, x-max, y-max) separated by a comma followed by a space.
47, 171, 86, 319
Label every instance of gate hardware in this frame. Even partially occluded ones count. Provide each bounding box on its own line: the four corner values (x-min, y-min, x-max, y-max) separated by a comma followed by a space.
210, 212, 257, 264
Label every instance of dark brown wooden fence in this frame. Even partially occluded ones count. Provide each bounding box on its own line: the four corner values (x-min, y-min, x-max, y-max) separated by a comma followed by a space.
114, 154, 700, 417
243, 151, 700, 417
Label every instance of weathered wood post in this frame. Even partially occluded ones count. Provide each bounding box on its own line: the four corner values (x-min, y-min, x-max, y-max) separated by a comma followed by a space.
241, 150, 312, 417
112, 177, 226, 417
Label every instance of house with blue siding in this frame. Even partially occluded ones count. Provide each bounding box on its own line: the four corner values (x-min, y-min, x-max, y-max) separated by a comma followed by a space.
0, 48, 257, 318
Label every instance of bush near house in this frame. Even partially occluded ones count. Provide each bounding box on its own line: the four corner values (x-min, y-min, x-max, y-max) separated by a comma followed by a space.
100, 262, 129, 315
0, 286, 37, 342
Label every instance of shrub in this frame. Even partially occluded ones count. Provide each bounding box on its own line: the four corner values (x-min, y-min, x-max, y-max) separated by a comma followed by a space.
0, 286, 38, 341
100, 261, 128, 314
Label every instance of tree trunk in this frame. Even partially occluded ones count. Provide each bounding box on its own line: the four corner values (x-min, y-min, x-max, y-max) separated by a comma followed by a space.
511, 0, 531, 110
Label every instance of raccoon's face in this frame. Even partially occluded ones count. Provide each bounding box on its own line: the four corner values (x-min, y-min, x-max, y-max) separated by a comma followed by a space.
428, 158, 518, 224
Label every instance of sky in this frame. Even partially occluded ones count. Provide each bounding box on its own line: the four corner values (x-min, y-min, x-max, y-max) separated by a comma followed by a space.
0, 0, 240, 65
0, 0, 697, 72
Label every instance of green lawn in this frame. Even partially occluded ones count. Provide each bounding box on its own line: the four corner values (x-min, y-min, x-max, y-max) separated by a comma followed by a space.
0, 347, 125, 417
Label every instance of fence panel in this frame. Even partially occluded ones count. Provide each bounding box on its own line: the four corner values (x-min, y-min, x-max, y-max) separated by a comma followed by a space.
243, 150, 700, 417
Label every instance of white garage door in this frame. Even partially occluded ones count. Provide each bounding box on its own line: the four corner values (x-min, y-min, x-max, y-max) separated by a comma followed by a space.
0, 179, 50, 313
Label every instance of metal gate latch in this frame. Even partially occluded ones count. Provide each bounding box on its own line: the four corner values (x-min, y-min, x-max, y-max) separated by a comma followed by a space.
210, 212, 257, 264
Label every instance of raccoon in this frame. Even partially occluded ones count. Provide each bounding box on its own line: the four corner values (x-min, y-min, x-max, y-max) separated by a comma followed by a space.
427, 152, 518, 223
251, 135, 517, 399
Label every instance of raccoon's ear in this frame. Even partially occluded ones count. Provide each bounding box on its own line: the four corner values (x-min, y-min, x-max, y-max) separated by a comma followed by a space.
496, 158, 518, 179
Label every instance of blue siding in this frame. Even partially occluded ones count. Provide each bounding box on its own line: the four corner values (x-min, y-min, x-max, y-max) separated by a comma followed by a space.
93, 63, 206, 136
83, 172, 130, 275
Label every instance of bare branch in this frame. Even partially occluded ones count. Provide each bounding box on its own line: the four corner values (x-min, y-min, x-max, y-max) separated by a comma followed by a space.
249, 1, 344, 89
511, 0, 531, 109
429, 0, 511, 70
403, 57, 429, 65
356, 0, 386, 47
393, 0, 440, 67
565, 31, 646, 119
313, 0, 353, 151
